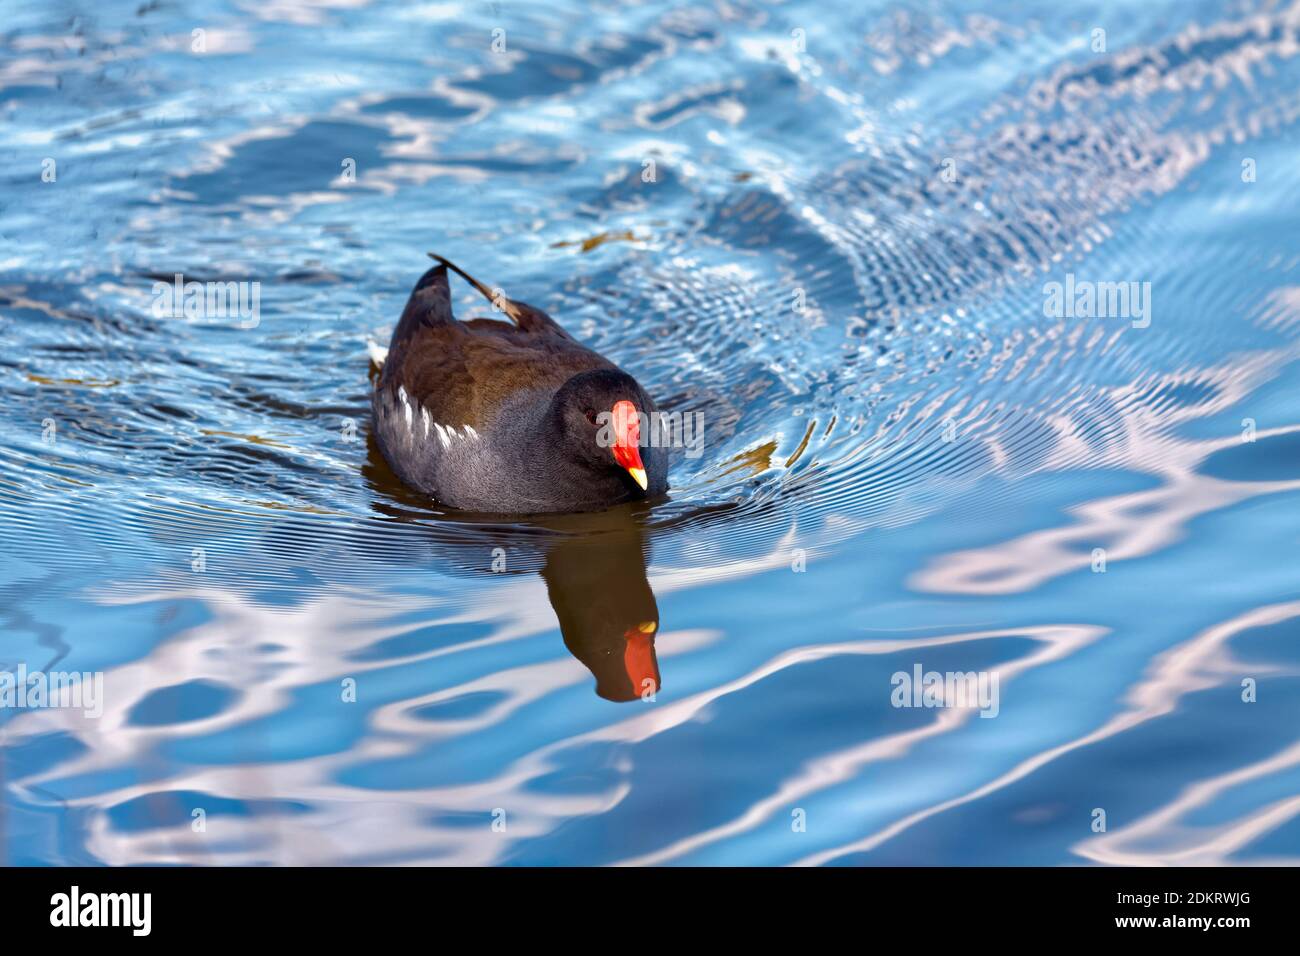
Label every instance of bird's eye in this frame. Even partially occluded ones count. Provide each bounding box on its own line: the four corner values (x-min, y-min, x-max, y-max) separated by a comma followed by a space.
583, 409, 599, 426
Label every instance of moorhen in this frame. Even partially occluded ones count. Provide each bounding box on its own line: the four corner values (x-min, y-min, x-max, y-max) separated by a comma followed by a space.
370, 255, 669, 514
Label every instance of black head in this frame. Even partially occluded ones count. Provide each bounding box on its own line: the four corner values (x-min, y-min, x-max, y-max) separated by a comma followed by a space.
548, 368, 665, 496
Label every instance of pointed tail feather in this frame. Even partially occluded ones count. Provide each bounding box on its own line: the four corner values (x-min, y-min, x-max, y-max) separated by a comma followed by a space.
426, 252, 571, 338
427, 252, 525, 324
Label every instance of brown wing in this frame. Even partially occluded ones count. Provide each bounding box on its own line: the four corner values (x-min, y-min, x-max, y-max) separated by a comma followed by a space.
379, 262, 610, 430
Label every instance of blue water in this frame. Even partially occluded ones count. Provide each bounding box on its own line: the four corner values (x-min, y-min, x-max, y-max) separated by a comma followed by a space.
2, 0, 1299, 865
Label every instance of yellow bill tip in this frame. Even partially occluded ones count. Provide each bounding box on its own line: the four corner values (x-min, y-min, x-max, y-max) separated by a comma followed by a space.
628, 467, 648, 491
637, 621, 657, 634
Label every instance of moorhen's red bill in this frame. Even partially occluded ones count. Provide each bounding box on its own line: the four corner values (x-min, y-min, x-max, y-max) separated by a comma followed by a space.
371, 255, 669, 514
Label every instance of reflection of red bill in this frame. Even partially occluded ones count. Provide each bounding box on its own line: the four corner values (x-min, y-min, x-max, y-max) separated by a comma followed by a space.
611, 400, 647, 490
624, 621, 659, 694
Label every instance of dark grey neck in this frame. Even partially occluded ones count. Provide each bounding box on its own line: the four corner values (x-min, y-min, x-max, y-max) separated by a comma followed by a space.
482, 388, 627, 512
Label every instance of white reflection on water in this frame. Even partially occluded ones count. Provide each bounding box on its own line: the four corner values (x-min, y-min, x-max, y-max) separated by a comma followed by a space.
797, 602, 1300, 868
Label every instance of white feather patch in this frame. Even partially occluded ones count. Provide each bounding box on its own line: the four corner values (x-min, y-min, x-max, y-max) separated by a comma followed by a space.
367, 341, 389, 367
397, 387, 412, 429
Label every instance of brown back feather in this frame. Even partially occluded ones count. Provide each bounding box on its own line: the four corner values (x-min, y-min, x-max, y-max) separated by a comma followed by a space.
380, 261, 610, 430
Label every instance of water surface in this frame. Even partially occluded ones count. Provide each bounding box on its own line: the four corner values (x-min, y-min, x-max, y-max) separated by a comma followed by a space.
2, 0, 1300, 865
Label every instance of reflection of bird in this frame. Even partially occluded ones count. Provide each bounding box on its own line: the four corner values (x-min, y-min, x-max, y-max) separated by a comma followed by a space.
360, 447, 667, 703
370, 255, 668, 514
540, 520, 661, 703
